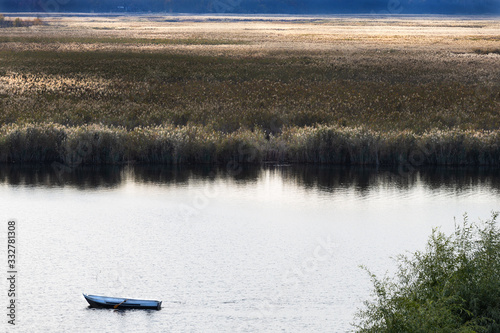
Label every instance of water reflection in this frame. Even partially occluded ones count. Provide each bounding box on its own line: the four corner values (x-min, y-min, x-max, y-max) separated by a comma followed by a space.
280, 166, 500, 195
0, 164, 124, 189
0, 163, 499, 194
130, 164, 261, 185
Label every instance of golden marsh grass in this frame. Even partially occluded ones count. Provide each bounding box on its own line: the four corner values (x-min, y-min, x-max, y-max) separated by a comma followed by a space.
0, 15, 499, 165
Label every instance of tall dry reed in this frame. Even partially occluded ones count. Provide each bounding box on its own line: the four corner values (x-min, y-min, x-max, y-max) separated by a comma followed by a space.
1, 123, 499, 166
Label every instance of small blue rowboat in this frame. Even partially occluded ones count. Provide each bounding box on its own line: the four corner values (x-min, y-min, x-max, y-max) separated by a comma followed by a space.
83, 294, 162, 310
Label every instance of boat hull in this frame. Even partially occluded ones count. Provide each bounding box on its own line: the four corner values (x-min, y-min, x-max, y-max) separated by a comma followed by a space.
83, 294, 162, 310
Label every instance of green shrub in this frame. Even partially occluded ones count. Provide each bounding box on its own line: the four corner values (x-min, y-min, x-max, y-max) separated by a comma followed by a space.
355, 213, 500, 333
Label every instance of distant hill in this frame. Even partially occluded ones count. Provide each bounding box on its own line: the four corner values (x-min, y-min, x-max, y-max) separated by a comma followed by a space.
1, 0, 499, 15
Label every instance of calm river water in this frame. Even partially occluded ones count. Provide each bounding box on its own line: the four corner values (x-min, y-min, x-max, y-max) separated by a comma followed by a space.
1, 165, 499, 332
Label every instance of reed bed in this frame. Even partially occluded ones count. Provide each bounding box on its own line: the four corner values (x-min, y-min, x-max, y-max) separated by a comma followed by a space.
1, 123, 499, 166
1, 49, 498, 134
0, 17, 499, 166
277, 126, 500, 166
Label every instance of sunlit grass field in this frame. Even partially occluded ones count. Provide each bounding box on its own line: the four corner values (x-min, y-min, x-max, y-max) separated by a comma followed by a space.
0, 15, 499, 165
